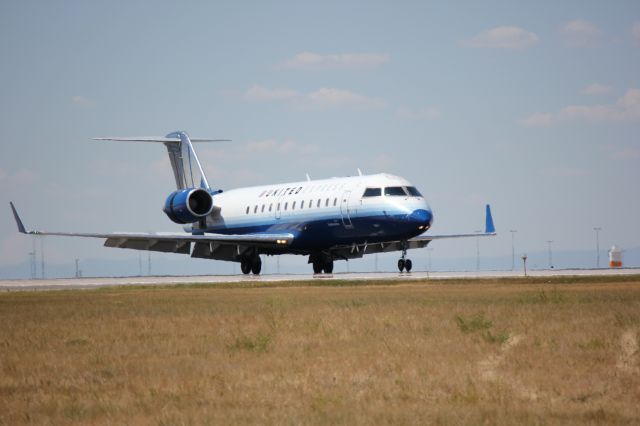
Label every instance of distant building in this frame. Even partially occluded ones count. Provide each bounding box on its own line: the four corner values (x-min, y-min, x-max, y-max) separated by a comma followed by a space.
609, 245, 623, 268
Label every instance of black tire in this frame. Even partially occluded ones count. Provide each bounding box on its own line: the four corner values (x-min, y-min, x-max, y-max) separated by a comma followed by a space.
251, 257, 262, 275
404, 259, 413, 272
240, 260, 251, 275
313, 262, 323, 274
324, 259, 334, 274
398, 259, 405, 272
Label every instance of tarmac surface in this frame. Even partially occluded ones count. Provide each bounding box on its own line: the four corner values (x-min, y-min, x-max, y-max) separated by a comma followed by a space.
1, 268, 639, 291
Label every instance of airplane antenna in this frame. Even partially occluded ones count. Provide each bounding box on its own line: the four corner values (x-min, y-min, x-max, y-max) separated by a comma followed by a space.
306, 173, 311, 182
357, 168, 363, 176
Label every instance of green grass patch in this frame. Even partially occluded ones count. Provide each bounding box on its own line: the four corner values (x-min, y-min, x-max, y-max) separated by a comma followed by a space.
227, 332, 272, 353
483, 330, 510, 344
455, 313, 493, 333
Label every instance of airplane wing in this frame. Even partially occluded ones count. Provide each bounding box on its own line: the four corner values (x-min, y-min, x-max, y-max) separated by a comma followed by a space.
328, 204, 496, 260
9, 202, 292, 255
409, 204, 496, 242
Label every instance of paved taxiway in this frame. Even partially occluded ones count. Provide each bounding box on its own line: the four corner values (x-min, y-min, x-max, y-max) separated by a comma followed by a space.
1, 268, 639, 291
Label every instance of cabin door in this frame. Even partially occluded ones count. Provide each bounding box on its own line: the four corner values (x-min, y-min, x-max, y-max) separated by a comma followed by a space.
340, 190, 354, 229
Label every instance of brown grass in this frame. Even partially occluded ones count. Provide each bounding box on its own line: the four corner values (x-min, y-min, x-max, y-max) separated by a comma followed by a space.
1, 277, 639, 425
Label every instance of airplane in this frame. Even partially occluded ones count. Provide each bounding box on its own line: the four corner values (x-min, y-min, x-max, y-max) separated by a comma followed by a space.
10, 130, 496, 275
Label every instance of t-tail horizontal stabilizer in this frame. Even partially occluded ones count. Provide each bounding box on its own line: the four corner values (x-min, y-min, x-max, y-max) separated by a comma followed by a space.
93, 131, 230, 191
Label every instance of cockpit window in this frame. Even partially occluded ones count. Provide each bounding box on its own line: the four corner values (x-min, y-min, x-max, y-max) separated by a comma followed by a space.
384, 186, 408, 196
363, 187, 382, 197
406, 186, 422, 197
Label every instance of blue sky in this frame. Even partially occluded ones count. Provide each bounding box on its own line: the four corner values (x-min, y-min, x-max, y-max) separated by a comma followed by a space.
1, 1, 639, 274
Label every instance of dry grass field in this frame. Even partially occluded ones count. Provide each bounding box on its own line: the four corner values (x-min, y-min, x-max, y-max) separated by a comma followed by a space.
1, 276, 639, 425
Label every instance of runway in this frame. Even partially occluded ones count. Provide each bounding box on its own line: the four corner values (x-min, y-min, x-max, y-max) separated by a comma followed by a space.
1, 268, 639, 291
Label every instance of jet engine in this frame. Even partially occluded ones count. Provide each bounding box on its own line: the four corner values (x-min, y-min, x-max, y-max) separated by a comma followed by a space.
163, 188, 214, 224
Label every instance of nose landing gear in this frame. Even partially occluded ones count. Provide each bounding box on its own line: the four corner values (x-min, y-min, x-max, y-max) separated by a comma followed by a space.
397, 243, 413, 273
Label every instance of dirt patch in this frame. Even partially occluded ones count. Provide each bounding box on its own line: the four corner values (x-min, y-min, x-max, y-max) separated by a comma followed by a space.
617, 329, 639, 374
478, 334, 540, 401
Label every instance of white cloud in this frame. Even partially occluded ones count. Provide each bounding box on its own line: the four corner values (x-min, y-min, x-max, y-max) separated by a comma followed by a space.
243, 85, 383, 110
521, 88, 640, 127
519, 112, 554, 127
304, 88, 384, 109
464, 26, 539, 50
633, 22, 640, 43
581, 83, 612, 96
560, 19, 605, 47
280, 52, 389, 69
244, 85, 298, 101
71, 95, 93, 107
396, 107, 441, 120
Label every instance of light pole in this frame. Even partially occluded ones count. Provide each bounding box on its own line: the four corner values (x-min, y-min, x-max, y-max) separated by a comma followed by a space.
39, 236, 45, 279
475, 230, 482, 272
510, 230, 517, 271
593, 227, 602, 268
546, 240, 554, 269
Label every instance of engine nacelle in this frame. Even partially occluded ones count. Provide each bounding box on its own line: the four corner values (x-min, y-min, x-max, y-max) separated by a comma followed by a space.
163, 188, 214, 224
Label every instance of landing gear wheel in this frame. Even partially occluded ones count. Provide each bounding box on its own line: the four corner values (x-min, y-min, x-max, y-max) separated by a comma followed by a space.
251, 257, 262, 275
404, 259, 412, 272
240, 259, 251, 275
324, 259, 334, 274
398, 259, 406, 272
313, 262, 323, 274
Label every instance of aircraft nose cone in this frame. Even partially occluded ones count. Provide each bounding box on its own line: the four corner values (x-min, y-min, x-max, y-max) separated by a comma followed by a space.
407, 209, 433, 229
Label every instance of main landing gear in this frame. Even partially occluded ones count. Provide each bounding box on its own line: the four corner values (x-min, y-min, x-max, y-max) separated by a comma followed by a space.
310, 253, 334, 274
240, 256, 262, 275
397, 243, 413, 273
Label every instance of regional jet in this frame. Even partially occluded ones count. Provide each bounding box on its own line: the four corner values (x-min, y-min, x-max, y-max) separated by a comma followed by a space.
10, 131, 495, 274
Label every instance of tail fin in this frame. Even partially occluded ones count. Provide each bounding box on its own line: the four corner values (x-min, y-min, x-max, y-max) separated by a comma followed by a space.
93, 131, 229, 190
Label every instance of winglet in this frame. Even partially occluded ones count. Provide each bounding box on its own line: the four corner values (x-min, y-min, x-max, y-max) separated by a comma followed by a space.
9, 202, 27, 234
485, 204, 495, 234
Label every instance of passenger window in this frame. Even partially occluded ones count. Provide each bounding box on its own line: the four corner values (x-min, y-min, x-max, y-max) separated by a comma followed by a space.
254, 205, 258, 214
325, 198, 329, 207
277, 203, 281, 211
363, 188, 382, 197
261, 204, 265, 213
292, 201, 296, 210
406, 186, 423, 197
301, 200, 305, 209
333, 198, 337, 206
284, 202, 288, 211
246, 206, 249, 214
316, 199, 321, 208
269, 204, 273, 212
384, 186, 408, 196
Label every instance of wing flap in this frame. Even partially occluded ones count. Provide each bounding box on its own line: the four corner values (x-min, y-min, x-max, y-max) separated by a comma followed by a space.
104, 238, 192, 254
